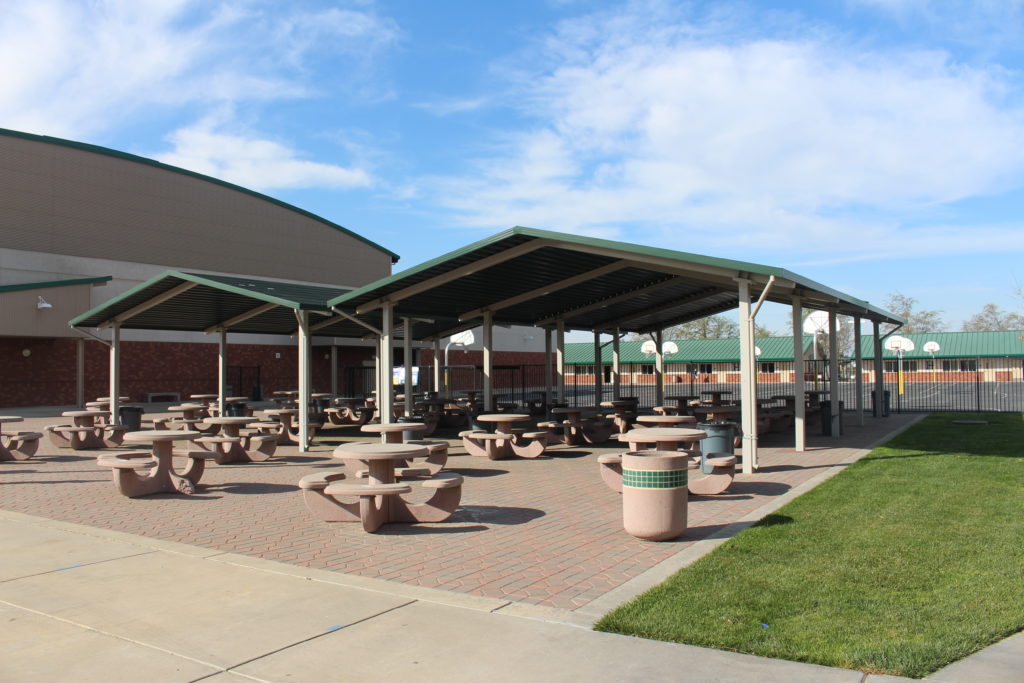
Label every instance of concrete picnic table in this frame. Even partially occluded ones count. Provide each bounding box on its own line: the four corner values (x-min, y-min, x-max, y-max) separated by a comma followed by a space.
691, 404, 741, 421
700, 390, 733, 406
258, 408, 317, 446
623, 427, 707, 452
167, 403, 217, 433
1, 416, 42, 461
600, 400, 639, 434
459, 413, 548, 460
97, 429, 209, 497
304, 442, 463, 532
325, 397, 372, 426
197, 416, 277, 464
633, 414, 698, 427
189, 393, 219, 405
45, 410, 125, 449
360, 422, 427, 444
548, 406, 613, 446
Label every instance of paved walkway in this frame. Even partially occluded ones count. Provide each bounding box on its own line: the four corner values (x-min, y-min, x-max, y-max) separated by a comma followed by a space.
2, 407, 1020, 681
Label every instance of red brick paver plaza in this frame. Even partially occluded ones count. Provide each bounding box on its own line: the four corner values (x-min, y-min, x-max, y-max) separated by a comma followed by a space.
1, 410, 916, 611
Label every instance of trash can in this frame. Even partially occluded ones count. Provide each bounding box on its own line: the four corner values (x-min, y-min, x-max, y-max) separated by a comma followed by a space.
696, 421, 736, 474
821, 400, 844, 436
397, 415, 421, 441
871, 390, 891, 417
118, 405, 144, 431
621, 451, 688, 541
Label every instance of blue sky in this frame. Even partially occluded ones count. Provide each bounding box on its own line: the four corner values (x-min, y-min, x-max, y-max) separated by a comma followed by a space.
3, 0, 1023, 334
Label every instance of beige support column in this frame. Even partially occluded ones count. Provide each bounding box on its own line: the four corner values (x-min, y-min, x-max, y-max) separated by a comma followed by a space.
544, 328, 553, 404
297, 311, 311, 452
109, 325, 121, 425
556, 320, 566, 405
612, 328, 621, 400
403, 318, 413, 417
873, 320, 885, 417
792, 297, 806, 452
828, 311, 840, 438
373, 337, 381, 404
433, 339, 441, 394
330, 345, 338, 396
854, 316, 864, 426
76, 338, 85, 407
218, 329, 227, 410
483, 311, 494, 411
380, 302, 394, 424
738, 280, 757, 473
593, 330, 603, 407
654, 329, 665, 407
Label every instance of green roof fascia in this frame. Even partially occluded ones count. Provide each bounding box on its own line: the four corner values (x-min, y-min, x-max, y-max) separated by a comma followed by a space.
327, 226, 903, 324
858, 330, 1024, 359
0, 276, 111, 293
69, 270, 335, 328
564, 336, 812, 364
0, 127, 399, 263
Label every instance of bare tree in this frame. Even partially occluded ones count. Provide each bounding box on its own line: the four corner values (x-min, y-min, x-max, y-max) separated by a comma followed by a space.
962, 303, 1024, 331
884, 293, 945, 333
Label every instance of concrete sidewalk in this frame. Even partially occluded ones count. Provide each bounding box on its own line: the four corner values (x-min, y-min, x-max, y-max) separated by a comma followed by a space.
1, 510, 905, 683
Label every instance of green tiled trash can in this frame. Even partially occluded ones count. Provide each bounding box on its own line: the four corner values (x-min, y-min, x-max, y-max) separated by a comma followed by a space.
621, 451, 688, 541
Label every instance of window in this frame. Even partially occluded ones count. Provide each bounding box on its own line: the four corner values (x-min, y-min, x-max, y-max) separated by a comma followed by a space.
886, 360, 917, 372
885, 360, 898, 373
942, 359, 977, 372
698, 363, 713, 374
640, 364, 654, 374
730, 363, 739, 372
903, 361, 918, 372
758, 362, 776, 374
576, 364, 594, 376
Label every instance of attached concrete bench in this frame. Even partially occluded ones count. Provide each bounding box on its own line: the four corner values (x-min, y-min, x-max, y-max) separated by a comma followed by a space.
688, 453, 736, 496
460, 430, 513, 459
45, 424, 103, 450
511, 430, 549, 459
1, 430, 43, 460
324, 482, 412, 497
405, 439, 449, 474
597, 452, 624, 492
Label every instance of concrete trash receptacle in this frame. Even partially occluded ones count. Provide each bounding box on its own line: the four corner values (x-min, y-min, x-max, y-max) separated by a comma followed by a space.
696, 421, 736, 473
621, 451, 688, 541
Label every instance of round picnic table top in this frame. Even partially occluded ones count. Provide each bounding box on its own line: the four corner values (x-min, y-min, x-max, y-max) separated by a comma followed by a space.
63, 410, 109, 418
311, 393, 334, 399
218, 396, 249, 403
0, 416, 24, 424
361, 422, 426, 433
665, 395, 699, 400
550, 407, 588, 415
190, 394, 218, 399
626, 427, 707, 441
476, 414, 530, 423
123, 430, 200, 443
634, 415, 698, 426
261, 408, 297, 416
333, 442, 428, 461
693, 404, 740, 414
95, 396, 130, 402
202, 416, 256, 425
169, 403, 205, 412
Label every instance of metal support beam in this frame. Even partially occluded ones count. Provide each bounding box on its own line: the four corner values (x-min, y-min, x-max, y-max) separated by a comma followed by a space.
854, 316, 864, 426
296, 311, 311, 452
380, 302, 394, 424
654, 329, 665, 407
483, 311, 494, 411
204, 302, 277, 334
873, 320, 885, 418
433, 339, 441, 393
356, 240, 555, 314
458, 260, 633, 321
534, 276, 685, 327
109, 324, 120, 425
792, 297, 806, 452
556, 321, 566, 405
738, 280, 757, 473
218, 329, 227, 410
544, 328, 553, 408
612, 328, 621, 400
325, 307, 382, 335
593, 330, 603, 407
403, 318, 413, 417
99, 281, 198, 329
828, 311, 840, 438
76, 338, 85, 407
330, 345, 338, 396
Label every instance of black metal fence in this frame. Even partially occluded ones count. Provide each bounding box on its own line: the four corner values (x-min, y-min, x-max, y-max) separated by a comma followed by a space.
332, 357, 1024, 414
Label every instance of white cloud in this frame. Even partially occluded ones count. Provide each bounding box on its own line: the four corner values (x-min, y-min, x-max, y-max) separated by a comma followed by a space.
156, 116, 372, 192
0, 0, 397, 139
430, 3, 1024, 260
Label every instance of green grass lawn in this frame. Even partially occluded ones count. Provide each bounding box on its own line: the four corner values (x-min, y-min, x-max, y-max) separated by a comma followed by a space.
595, 413, 1024, 678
